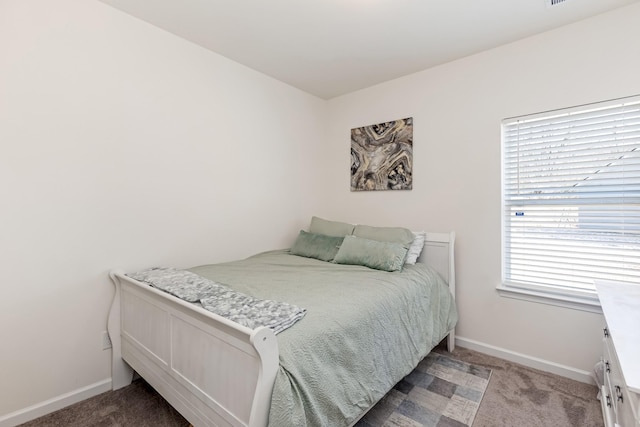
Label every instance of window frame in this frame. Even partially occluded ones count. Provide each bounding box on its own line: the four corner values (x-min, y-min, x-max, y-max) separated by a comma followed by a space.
499, 95, 640, 313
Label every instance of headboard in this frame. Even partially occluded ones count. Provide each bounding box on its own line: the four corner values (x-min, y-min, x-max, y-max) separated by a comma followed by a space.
418, 231, 455, 291
418, 231, 456, 351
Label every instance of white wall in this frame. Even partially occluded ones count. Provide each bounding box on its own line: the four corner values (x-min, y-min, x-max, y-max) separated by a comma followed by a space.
0, 0, 325, 420
323, 3, 640, 376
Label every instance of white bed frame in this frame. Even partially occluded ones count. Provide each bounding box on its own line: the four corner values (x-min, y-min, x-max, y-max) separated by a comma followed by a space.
107, 231, 455, 427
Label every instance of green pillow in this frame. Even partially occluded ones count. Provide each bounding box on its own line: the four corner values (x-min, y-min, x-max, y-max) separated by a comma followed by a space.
290, 230, 344, 262
353, 224, 414, 245
333, 235, 408, 272
309, 216, 355, 237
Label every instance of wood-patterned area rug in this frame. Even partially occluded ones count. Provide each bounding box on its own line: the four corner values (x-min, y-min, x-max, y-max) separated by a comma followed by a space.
356, 352, 491, 427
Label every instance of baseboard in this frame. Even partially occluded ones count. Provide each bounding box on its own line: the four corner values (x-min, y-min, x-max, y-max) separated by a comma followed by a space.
456, 336, 595, 385
0, 379, 112, 427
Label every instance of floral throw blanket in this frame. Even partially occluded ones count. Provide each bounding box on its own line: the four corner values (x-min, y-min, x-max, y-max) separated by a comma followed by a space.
126, 267, 306, 334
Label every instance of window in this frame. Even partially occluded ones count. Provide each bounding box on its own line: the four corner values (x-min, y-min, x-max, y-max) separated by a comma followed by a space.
500, 96, 640, 311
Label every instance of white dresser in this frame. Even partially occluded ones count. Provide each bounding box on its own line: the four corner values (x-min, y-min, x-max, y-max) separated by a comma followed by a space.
596, 281, 640, 427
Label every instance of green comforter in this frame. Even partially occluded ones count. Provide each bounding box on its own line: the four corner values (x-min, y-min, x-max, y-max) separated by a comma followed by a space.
190, 250, 457, 427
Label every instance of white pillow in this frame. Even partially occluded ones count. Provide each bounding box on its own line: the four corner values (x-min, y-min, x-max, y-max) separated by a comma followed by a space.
405, 231, 426, 265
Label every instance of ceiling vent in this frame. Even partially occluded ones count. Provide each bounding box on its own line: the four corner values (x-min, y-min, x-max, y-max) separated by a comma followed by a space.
546, 0, 569, 7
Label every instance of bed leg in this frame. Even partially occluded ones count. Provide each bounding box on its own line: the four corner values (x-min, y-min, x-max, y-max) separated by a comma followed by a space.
447, 330, 455, 352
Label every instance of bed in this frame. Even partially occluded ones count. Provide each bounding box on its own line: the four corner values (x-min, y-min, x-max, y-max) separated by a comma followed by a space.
107, 229, 457, 427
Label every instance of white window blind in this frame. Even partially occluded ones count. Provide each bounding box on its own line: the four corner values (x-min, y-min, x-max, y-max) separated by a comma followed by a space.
502, 96, 640, 300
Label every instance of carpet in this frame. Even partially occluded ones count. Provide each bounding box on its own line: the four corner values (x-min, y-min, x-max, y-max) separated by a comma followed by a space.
22, 346, 603, 427
356, 353, 492, 427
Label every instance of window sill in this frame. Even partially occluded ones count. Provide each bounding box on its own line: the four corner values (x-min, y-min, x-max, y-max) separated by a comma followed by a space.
496, 283, 602, 314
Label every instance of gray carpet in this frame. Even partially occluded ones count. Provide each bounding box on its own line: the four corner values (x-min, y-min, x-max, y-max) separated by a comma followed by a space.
442, 347, 602, 427
19, 346, 602, 427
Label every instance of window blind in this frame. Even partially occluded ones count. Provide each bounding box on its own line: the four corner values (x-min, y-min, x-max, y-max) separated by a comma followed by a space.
502, 96, 640, 296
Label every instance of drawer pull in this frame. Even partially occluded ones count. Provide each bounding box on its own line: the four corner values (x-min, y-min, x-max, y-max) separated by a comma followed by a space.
615, 385, 623, 403
603, 327, 609, 338
606, 394, 612, 407
605, 361, 611, 373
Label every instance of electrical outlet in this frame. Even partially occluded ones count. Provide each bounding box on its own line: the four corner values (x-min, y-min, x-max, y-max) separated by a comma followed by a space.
102, 331, 112, 350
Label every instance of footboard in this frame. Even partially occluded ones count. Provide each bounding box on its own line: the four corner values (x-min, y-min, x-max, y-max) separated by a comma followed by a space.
108, 270, 279, 427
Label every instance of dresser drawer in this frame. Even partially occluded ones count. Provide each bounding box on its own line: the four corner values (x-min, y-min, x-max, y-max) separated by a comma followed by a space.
601, 384, 615, 427
603, 330, 640, 426
604, 336, 622, 413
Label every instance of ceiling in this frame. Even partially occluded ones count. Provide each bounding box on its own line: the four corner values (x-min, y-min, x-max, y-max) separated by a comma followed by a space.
99, 0, 638, 99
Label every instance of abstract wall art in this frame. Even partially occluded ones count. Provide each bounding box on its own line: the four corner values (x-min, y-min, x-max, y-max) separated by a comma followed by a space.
350, 117, 413, 191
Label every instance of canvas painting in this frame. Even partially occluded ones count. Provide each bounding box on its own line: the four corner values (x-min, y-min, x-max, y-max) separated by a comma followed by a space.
351, 117, 413, 191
